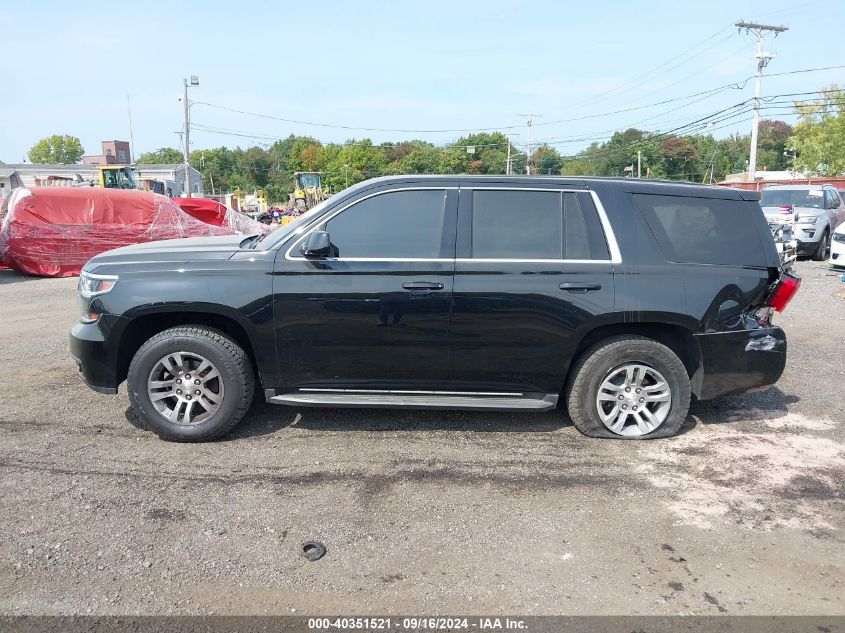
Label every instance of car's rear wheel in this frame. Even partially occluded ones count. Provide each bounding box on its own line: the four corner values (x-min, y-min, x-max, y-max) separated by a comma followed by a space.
812, 230, 829, 261
127, 326, 254, 442
565, 336, 690, 439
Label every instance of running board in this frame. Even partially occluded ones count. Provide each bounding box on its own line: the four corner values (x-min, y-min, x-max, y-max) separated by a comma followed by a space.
267, 390, 558, 411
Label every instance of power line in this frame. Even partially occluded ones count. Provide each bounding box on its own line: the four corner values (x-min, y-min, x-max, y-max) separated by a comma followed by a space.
561, 26, 737, 111
191, 63, 843, 138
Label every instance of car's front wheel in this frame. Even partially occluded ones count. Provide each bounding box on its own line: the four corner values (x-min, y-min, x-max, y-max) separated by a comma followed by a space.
565, 335, 691, 439
127, 326, 254, 442
812, 230, 829, 261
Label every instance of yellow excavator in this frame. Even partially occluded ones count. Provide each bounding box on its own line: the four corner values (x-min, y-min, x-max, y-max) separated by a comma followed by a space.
290, 172, 328, 210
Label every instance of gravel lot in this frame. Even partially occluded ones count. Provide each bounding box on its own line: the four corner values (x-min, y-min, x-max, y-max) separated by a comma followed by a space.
0, 260, 843, 616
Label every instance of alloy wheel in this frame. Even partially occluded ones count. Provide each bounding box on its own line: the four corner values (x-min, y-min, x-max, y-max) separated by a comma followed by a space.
595, 362, 672, 437
147, 352, 224, 425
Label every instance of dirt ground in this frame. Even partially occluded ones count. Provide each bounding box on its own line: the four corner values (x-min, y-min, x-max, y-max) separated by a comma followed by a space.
0, 260, 842, 616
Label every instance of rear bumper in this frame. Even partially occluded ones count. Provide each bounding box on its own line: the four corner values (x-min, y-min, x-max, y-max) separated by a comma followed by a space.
694, 326, 787, 400
69, 321, 118, 395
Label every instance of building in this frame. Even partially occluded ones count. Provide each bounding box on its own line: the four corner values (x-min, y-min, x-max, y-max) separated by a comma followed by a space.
0, 163, 204, 197
0, 168, 24, 198
82, 140, 132, 166
718, 170, 845, 191
1, 163, 94, 188
134, 164, 204, 197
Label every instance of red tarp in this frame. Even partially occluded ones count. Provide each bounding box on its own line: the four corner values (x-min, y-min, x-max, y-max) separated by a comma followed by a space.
174, 197, 270, 235
174, 197, 228, 226
0, 187, 244, 277
0, 197, 7, 269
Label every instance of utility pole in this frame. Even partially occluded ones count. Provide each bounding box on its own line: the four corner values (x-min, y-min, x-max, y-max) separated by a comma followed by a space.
518, 113, 541, 175
126, 95, 134, 163
735, 21, 788, 182
637, 150, 642, 179
182, 76, 199, 197
505, 132, 512, 175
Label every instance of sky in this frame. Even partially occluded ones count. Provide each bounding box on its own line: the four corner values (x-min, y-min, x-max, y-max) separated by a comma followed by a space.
1, 0, 843, 163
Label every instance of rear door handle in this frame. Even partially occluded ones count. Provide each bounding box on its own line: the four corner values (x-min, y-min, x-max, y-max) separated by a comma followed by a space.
559, 282, 601, 292
402, 281, 445, 291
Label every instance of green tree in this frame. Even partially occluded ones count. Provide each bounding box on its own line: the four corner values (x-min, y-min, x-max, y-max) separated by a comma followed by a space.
397, 144, 440, 174
236, 146, 273, 188
27, 134, 84, 164
757, 120, 793, 171
137, 147, 184, 164
190, 147, 236, 195
531, 144, 562, 175
788, 86, 845, 176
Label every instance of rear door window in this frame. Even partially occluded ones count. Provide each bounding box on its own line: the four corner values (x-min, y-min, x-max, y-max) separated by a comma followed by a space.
471, 190, 609, 260
632, 193, 766, 266
471, 190, 561, 259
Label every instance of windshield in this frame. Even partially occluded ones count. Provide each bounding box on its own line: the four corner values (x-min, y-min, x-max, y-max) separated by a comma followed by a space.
760, 189, 824, 209
299, 173, 321, 188
103, 168, 137, 189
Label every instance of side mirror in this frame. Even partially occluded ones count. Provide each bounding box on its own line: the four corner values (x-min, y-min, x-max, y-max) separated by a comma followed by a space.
300, 231, 331, 257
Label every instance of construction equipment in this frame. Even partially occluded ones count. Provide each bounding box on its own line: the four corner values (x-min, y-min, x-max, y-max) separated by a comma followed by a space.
98, 166, 138, 190
235, 188, 268, 215
290, 172, 328, 211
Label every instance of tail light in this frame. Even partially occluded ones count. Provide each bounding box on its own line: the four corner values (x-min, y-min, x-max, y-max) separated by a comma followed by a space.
767, 273, 801, 312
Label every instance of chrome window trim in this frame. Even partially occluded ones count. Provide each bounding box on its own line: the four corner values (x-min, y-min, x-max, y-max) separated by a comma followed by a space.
283, 184, 622, 265
454, 258, 611, 264
284, 187, 456, 262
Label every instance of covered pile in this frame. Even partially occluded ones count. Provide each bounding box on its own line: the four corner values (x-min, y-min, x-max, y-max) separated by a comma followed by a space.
0, 188, 267, 277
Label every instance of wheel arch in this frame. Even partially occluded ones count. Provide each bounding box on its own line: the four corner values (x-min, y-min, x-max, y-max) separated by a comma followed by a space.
116, 309, 262, 388
566, 322, 703, 398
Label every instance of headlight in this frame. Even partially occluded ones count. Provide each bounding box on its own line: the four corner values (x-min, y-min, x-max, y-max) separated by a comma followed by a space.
79, 271, 118, 298
797, 216, 821, 226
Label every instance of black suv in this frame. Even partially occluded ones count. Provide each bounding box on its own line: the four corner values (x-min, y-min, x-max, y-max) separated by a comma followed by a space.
70, 176, 799, 442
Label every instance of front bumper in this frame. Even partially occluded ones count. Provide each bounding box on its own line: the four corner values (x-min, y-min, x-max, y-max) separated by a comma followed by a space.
796, 241, 819, 256
69, 320, 118, 395
830, 237, 845, 268
694, 326, 787, 400
795, 224, 823, 254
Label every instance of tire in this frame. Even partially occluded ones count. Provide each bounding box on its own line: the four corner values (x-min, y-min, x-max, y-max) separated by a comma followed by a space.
812, 230, 829, 261
565, 335, 691, 440
127, 326, 254, 442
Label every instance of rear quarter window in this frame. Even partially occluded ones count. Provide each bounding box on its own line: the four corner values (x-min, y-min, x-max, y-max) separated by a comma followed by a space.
632, 193, 768, 266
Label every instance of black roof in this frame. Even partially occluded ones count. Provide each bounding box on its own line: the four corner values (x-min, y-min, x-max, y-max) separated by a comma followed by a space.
354, 174, 758, 200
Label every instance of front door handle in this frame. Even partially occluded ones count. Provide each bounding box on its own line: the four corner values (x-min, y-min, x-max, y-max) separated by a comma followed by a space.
559, 282, 601, 292
402, 281, 445, 291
